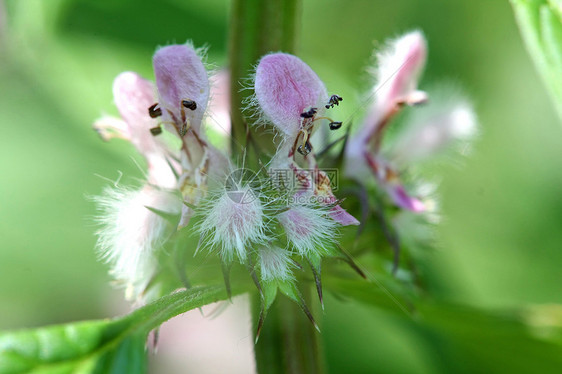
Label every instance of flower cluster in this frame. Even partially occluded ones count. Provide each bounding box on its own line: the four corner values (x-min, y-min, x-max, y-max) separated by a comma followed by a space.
94, 43, 357, 307
93, 31, 476, 322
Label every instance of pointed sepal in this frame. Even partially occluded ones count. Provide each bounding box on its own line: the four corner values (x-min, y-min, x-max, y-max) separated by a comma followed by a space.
306, 254, 324, 310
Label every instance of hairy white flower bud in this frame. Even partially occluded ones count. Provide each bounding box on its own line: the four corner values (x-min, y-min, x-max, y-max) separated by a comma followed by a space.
94, 185, 181, 300
198, 187, 268, 262
258, 246, 295, 282
277, 205, 338, 257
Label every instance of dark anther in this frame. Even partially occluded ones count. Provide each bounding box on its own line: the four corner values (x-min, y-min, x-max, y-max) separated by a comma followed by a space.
325, 95, 343, 109
150, 126, 162, 136
297, 141, 313, 156
329, 121, 342, 130
300, 107, 318, 119
182, 100, 197, 111
148, 103, 162, 118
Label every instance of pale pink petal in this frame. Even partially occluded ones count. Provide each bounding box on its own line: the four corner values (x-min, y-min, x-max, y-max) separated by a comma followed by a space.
373, 30, 427, 113
359, 31, 427, 140
112, 72, 159, 154
113, 72, 156, 133
255, 53, 328, 137
329, 205, 360, 226
111, 72, 179, 189
153, 44, 209, 132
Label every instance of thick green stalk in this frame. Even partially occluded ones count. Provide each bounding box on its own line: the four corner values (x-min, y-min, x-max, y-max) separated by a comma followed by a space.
228, 0, 301, 160
228, 1, 325, 372
252, 288, 325, 374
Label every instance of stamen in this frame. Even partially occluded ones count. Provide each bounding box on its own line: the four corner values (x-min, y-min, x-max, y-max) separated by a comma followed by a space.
312, 116, 343, 131
325, 94, 343, 109
297, 140, 312, 156
329, 122, 342, 130
150, 126, 162, 136
300, 107, 317, 118
179, 99, 197, 136
148, 103, 162, 118
182, 100, 197, 111
299, 129, 310, 153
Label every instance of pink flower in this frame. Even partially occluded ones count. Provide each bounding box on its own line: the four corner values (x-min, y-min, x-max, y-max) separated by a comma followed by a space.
94, 43, 228, 299
254, 53, 358, 226
345, 31, 476, 213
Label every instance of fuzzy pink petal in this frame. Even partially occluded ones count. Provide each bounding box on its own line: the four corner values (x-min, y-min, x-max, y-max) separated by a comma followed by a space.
329, 205, 360, 226
255, 53, 328, 137
113, 72, 158, 151
112, 72, 178, 189
153, 44, 209, 132
374, 30, 427, 113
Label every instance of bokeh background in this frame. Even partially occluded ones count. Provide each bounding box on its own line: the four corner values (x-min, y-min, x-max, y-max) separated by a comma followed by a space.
1, 0, 561, 373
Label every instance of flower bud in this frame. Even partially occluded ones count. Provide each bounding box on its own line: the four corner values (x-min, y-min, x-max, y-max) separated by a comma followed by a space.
199, 187, 267, 262
277, 205, 338, 257
258, 246, 295, 282
94, 185, 182, 300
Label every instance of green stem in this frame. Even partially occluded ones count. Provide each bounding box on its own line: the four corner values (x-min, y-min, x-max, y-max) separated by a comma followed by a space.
252, 288, 325, 374
228, 0, 301, 161
228, 1, 324, 372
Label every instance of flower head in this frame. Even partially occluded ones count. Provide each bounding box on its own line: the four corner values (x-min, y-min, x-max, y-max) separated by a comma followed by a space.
253, 52, 358, 227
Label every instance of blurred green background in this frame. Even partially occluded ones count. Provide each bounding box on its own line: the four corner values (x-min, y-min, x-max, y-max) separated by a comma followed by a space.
1, 0, 561, 373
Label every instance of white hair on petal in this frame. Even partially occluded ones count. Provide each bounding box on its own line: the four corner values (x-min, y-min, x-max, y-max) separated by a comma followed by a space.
93, 184, 181, 300
258, 246, 295, 281
197, 186, 269, 262
277, 204, 339, 257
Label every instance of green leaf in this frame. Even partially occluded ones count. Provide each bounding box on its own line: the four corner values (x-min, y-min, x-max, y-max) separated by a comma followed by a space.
512, 0, 562, 120
415, 302, 562, 373
324, 273, 416, 316
0, 286, 227, 374
329, 274, 562, 373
